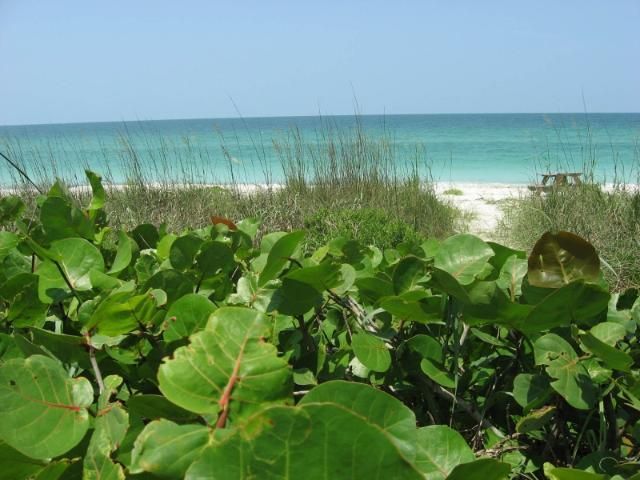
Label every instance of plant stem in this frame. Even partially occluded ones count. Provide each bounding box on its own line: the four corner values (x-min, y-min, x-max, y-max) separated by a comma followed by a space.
88, 346, 105, 394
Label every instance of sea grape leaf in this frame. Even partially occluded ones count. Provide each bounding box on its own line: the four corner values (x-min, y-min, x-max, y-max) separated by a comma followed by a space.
433, 234, 494, 285
522, 282, 609, 333
429, 268, 472, 302
158, 307, 293, 422
131, 223, 159, 249
528, 231, 600, 288
496, 254, 527, 300
0, 441, 72, 480
350, 332, 391, 372
186, 403, 424, 479
144, 270, 194, 306
544, 466, 607, 480
534, 334, 577, 366
284, 261, 342, 292
406, 334, 443, 363
83, 401, 128, 480
487, 241, 526, 272
299, 380, 418, 462
5, 274, 48, 328
85, 170, 106, 212
258, 230, 305, 286
163, 293, 216, 342
195, 241, 235, 277
40, 196, 95, 241
29, 329, 91, 370
446, 458, 511, 480
516, 405, 556, 433
169, 234, 204, 271
579, 332, 633, 372
414, 425, 475, 480
512, 373, 552, 410
108, 231, 137, 275
0, 231, 19, 260
590, 322, 626, 346
0, 355, 92, 459
86, 291, 157, 336
534, 334, 596, 410
421, 358, 456, 388
127, 395, 197, 422
36, 237, 105, 303
393, 256, 425, 294
0, 195, 25, 225
268, 278, 322, 316
356, 276, 395, 304
130, 419, 210, 479
381, 295, 442, 324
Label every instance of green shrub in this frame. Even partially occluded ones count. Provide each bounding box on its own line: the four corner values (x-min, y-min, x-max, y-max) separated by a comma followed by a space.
500, 183, 640, 290
1, 172, 639, 479
303, 207, 422, 250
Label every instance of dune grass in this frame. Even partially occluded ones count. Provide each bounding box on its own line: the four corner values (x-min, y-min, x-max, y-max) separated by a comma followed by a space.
1, 120, 463, 250
499, 182, 640, 290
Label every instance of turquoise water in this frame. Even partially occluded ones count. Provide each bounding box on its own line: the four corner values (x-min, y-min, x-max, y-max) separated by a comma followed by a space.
0, 113, 638, 185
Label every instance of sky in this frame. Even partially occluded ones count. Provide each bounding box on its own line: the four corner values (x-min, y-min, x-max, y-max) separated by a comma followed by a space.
0, 0, 639, 125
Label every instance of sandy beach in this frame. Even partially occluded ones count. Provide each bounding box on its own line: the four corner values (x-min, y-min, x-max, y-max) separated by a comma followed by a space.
435, 183, 529, 239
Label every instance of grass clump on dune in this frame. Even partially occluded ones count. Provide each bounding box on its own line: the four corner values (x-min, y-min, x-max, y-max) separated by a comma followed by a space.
500, 182, 640, 290
1, 120, 463, 249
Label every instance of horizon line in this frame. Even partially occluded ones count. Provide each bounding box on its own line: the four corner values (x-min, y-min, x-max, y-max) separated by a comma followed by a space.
2, 111, 639, 128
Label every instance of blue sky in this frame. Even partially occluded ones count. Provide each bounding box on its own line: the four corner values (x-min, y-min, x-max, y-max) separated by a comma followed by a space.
1, 0, 638, 125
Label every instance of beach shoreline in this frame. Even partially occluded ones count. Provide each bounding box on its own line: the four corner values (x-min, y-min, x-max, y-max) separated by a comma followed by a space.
3, 180, 636, 241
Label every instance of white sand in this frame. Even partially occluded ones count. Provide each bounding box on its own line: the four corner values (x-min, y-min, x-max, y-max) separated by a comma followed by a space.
435, 183, 529, 239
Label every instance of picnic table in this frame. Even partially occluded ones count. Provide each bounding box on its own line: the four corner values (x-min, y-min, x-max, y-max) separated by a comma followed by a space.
528, 172, 582, 193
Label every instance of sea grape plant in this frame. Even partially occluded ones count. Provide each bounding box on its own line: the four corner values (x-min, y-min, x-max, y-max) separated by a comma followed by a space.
0, 170, 638, 479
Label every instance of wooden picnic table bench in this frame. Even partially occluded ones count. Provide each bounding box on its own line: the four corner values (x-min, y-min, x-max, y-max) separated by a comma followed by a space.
528, 172, 582, 193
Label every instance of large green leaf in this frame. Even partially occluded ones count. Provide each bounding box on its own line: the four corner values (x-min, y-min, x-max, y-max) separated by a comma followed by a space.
258, 231, 304, 286
86, 291, 157, 336
527, 231, 600, 288
107, 231, 137, 275
195, 241, 235, 277
579, 332, 633, 372
163, 293, 217, 342
544, 467, 607, 480
130, 420, 209, 479
0, 231, 19, 260
0, 195, 25, 225
185, 403, 424, 479
0, 355, 92, 459
393, 256, 425, 294
40, 196, 95, 241
496, 254, 527, 300
522, 281, 609, 333
127, 395, 197, 422
36, 238, 105, 303
446, 458, 510, 480
433, 234, 494, 285
0, 441, 71, 480
83, 401, 128, 480
414, 425, 475, 480
169, 234, 204, 271
85, 170, 106, 212
512, 373, 551, 410
158, 307, 292, 423
284, 261, 342, 292
300, 380, 417, 461
381, 295, 443, 324
534, 334, 597, 410
268, 278, 323, 316
351, 332, 391, 372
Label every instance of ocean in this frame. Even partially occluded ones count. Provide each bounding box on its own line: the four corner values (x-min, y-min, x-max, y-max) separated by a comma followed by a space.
0, 113, 638, 186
